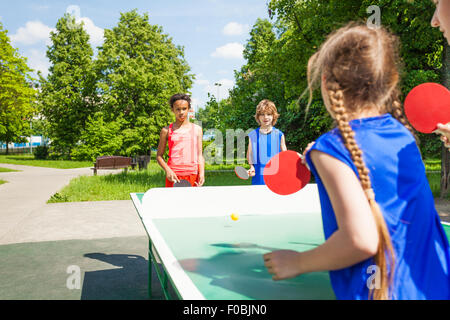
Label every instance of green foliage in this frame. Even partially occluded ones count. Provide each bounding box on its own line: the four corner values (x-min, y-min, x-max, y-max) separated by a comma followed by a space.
95, 10, 193, 154
0, 23, 36, 152
218, 0, 444, 157
30, 117, 47, 136
278, 99, 333, 152
38, 14, 96, 158
71, 112, 125, 161
33, 145, 49, 160
196, 94, 227, 130
36, 10, 194, 159
227, 18, 288, 132
418, 133, 443, 159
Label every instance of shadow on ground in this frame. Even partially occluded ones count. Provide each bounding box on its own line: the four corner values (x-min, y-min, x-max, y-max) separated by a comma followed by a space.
0, 236, 166, 300
81, 252, 150, 300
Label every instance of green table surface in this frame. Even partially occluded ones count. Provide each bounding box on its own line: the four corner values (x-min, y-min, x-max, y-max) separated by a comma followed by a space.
133, 193, 450, 300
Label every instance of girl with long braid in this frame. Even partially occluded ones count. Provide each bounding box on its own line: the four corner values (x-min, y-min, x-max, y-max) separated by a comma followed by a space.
263, 23, 450, 300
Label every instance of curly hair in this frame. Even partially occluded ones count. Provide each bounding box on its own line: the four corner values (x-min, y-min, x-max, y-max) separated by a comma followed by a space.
254, 99, 280, 126
169, 93, 191, 109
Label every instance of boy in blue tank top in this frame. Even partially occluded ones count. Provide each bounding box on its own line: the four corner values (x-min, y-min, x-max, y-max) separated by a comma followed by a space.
246, 99, 287, 185
263, 23, 450, 300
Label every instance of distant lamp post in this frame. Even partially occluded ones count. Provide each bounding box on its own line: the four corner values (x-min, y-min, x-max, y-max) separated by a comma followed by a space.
214, 82, 222, 102
30, 119, 32, 155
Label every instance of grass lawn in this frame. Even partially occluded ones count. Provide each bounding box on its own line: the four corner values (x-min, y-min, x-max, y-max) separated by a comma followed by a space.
48, 163, 251, 203
0, 167, 20, 172
0, 167, 20, 186
424, 158, 441, 172
38, 157, 448, 203
0, 154, 92, 169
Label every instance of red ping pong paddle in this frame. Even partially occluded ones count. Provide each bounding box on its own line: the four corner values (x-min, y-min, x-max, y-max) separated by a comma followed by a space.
404, 83, 450, 134
263, 150, 311, 196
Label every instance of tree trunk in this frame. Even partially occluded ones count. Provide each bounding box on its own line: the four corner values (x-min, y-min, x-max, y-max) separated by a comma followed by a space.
442, 145, 450, 198
441, 43, 450, 198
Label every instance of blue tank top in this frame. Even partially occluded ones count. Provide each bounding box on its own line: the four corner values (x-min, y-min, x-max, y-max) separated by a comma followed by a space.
248, 127, 283, 185
305, 113, 450, 300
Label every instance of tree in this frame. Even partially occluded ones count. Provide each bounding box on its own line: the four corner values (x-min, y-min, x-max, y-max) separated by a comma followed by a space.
71, 112, 125, 161
266, 0, 442, 152
38, 13, 96, 158
227, 19, 287, 133
0, 23, 36, 154
227, 16, 332, 152
95, 10, 194, 156
196, 93, 224, 130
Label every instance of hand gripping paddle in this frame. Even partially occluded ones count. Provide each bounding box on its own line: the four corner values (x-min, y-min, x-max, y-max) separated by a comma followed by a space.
404, 83, 450, 134
173, 179, 192, 187
263, 150, 311, 196
234, 166, 249, 180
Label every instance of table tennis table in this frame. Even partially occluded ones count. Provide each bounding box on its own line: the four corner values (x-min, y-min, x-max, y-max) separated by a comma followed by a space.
130, 184, 450, 300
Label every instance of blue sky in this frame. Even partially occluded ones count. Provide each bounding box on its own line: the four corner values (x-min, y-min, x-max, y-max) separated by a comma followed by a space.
0, 0, 270, 112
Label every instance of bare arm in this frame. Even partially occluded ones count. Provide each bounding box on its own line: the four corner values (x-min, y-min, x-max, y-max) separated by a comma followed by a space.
280, 134, 287, 152
247, 140, 255, 177
264, 149, 379, 280
156, 127, 179, 183
196, 126, 205, 186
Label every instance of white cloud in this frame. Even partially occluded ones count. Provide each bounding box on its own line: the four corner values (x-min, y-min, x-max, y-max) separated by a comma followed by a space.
211, 42, 244, 59
65, 5, 104, 47
10, 21, 54, 46
26, 49, 50, 78
10, 9, 103, 49
78, 17, 104, 47
196, 79, 210, 86
223, 22, 249, 36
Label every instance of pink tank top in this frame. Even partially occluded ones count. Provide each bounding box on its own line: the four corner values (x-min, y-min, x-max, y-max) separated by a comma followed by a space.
167, 123, 199, 175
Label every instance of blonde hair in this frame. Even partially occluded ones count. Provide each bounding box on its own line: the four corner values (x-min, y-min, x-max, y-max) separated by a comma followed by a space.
306, 23, 415, 300
254, 99, 280, 125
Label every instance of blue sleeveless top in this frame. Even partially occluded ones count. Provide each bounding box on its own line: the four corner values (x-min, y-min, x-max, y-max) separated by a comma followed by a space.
248, 127, 284, 185
305, 114, 450, 300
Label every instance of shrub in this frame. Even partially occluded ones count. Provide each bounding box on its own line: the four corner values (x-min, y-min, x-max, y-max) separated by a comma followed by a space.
34, 145, 49, 160
71, 112, 125, 161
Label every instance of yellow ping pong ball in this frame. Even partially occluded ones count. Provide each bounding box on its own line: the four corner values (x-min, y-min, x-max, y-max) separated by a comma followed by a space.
231, 213, 239, 221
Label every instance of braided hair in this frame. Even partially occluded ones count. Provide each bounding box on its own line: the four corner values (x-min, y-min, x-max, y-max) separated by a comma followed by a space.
306, 23, 414, 299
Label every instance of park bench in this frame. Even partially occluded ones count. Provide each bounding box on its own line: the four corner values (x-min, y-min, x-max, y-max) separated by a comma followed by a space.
91, 156, 132, 175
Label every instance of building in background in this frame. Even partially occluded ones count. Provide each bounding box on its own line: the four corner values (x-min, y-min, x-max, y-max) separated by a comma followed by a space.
0, 136, 48, 154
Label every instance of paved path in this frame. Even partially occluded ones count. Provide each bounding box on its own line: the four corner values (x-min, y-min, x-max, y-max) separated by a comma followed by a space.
0, 164, 146, 245
0, 164, 153, 300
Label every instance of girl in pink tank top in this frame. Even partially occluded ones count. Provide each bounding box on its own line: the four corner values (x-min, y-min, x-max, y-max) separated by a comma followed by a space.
156, 94, 205, 187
